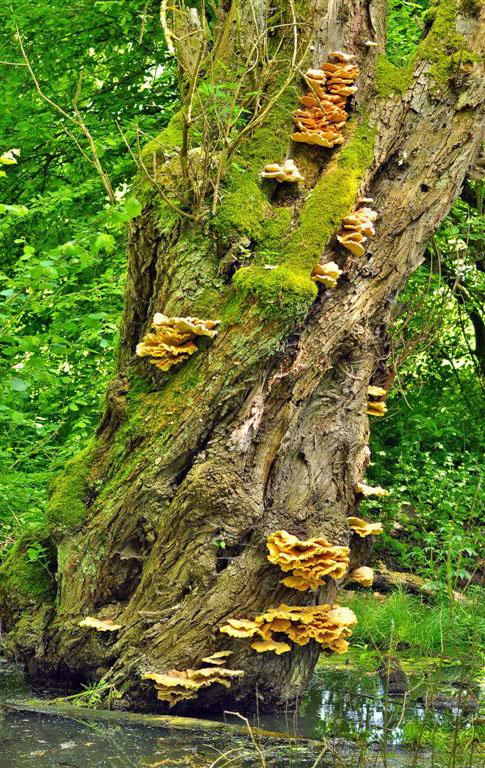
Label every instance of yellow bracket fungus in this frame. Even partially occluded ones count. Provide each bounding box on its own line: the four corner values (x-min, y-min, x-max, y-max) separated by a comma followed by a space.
220, 602, 357, 656
291, 53, 359, 148
251, 637, 292, 654
142, 665, 244, 707
349, 566, 374, 587
217, 618, 261, 638
366, 400, 388, 416
367, 385, 387, 397
261, 159, 304, 183
136, 313, 219, 371
337, 205, 377, 258
356, 481, 390, 497
266, 530, 350, 591
78, 617, 122, 631
311, 261, 343, 288
201, 651, 233, 666
347, 516, 383, 538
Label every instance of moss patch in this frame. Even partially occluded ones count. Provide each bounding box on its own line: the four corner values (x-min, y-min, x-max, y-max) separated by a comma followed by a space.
233, 118, 376, 319
285, 119, 376, 270
375, 56, 413, 98
233, 265, 317, 320
212, 176, 271, 242
212, 86, 299, 243
418, 0, 481, 83
0, 529, 55, 613
46, 443, 95, 535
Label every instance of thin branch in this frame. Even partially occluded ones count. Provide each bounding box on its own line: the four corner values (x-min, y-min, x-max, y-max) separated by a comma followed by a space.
211, 41, 310, 215
138, 0, 152, 44
160, 0, 176, 54
289, 0, 298, 69
116, 120, 200, 222
16, 24, 116, 203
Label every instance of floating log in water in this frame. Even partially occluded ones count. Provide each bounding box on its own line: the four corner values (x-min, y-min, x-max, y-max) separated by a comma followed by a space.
1, 699, 318, 742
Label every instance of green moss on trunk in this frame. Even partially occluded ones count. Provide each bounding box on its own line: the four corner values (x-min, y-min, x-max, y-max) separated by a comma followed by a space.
46, 443, 96, 535
233, 118, 376, 320
0, 530, 55, 614
212, 87, 299, 242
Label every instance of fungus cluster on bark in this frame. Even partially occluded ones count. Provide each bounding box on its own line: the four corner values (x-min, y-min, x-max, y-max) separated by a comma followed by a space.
356, 481, 389, 497
266, 530, 349, 590
291, 51, 358, 148
261, 159, 304, 183
136, 313, 219, 371
337, 202, 377, 257
311, 261, 343, 288
366, 384, 388, 416
220, 603, 357, 655
347, 516, 383, 538
349, 566, 374, 587
142, 662, 244, 706
78, 617, 122, 631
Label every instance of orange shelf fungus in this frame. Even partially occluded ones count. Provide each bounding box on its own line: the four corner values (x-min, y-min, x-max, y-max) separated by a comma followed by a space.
367, 385, 387, 397
366, 384, 388, 417
329, 51, 357, 63
266, 530, 350, 591
220, 603, 357, 656
347, 516, 383, 538
337, 205, 377, 257
311, 261, 343, 288
366, 400, 388, 417
201, 651, 233, 666
136, 313, 219, 371
261, 159, 304, 183
349, 566, 374, 587
356, 481, 390, 497
251, 637, 292, 654
336, 230, 366, 257
218, 618, 261, 638
79, 617, 122, 631
291, 52, 359, 148
142, 666, 244, 707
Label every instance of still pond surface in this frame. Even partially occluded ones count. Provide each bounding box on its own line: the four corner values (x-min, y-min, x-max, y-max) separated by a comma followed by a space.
0, 653, 482, 767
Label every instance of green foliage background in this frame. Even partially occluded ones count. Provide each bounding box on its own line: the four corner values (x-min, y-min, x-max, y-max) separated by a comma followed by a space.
0, 0, 176, 542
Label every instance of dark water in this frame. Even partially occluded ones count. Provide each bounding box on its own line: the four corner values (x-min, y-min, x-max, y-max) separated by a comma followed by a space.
0, 655, 483, 768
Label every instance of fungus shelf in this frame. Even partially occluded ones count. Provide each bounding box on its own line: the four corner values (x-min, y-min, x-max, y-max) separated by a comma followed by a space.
136, 313, 219, 371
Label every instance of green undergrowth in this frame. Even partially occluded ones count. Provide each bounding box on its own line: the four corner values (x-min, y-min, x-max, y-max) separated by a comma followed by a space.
345, 590, 485, 656
361, 370, 485, 585
402, 719, 485, 756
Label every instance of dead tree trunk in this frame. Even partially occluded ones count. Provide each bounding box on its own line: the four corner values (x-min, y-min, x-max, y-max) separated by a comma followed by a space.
2, 0, 484, 713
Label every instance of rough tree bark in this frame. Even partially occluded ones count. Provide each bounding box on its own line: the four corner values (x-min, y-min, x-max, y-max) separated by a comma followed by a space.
1, 0, 484, 714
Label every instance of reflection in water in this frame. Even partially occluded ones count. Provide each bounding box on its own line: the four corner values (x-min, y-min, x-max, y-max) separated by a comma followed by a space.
0, 655, 482, 767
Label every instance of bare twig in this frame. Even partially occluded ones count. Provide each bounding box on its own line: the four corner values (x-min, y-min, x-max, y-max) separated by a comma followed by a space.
138, 0, 152, 44
160, 0, 176, 54
15, 25, 116, 203
116, 120, 200, 222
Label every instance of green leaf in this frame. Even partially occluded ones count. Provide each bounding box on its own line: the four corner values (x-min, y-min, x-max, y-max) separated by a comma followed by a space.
94, 233, 115, 254
10, 377, 30, 392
